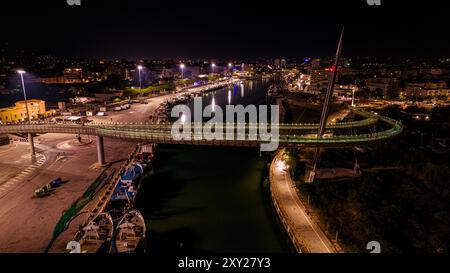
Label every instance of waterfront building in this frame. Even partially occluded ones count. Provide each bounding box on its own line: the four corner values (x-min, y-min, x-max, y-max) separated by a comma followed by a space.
0, 99, 51, 123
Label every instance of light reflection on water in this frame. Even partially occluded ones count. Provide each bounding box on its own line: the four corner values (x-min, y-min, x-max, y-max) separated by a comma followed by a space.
136, 79, 289, 253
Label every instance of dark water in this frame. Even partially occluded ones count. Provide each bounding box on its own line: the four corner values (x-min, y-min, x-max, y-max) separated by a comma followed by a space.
135, 79, 289, 253
187, 79, 267, 112
0, 81, 72, 108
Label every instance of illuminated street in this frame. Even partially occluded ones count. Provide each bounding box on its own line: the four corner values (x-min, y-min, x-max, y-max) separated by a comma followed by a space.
270, 151, 336, 253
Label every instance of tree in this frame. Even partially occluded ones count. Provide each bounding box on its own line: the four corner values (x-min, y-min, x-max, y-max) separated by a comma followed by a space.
104, 74, 125, 89
356, 88, 369, 99
375, 88, 384, 98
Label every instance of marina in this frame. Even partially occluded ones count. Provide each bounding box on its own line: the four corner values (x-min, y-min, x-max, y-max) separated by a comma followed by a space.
70, 143, 154, 253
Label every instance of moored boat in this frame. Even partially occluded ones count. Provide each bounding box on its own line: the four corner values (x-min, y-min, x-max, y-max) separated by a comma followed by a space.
113, 210, 146, 253
75, 212, 114, 253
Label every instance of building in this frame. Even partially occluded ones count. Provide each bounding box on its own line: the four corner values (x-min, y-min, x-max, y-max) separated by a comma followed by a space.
311, 59, 321, 69
310, 67, 330, 92
37, 68, 84, 84
410, 81, 447, 90
366, 77, 400, 97
63, 68, 83, 83
38, 76, 65, 84
0, 99, 48, 123
405, 81, 450, 99
58, 101, 67, 112
274, 59, 286, 68
236, 63, 254, 72
334, 84, 357, 97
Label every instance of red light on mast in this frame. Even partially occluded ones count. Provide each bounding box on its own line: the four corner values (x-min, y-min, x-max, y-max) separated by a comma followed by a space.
325, 65, 336, 72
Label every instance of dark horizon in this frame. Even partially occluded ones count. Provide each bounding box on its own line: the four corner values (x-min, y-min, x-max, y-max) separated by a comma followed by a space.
1, 0, 450, 59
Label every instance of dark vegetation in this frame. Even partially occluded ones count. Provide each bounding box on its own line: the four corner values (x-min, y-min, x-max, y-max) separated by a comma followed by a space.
292, 105, 450, 252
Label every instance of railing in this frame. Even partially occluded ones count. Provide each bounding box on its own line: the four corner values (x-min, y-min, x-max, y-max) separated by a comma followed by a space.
2, 111, 378, 131
81, 117, 379, 132
0, 109, 402, 148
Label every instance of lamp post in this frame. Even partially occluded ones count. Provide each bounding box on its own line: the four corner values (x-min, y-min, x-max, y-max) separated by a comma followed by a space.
17, 70, 36, 159
351, 86, 356, 107
211, 62, 216, 74
180, 63, 185, 79
137, 65, 143, 95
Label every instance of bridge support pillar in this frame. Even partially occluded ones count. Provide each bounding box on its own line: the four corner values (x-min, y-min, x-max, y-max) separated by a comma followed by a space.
28, 133, 36, 162
96, 136, 105, 165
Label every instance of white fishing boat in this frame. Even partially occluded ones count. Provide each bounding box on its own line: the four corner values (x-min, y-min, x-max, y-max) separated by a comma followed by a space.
114, 210, 146, 253
76, 212, 114, 253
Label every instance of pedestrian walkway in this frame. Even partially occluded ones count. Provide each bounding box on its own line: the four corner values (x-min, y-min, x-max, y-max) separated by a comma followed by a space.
270, 150, 336, 253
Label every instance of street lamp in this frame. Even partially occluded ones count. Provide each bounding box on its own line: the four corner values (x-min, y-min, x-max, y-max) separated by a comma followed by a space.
137, 65, 143, 95
17, 69, 35, 158
211, 63, 216, 74
18, 70, 31, 123
180, 63, 185, 79
228, 63, 233, 69
351, 86, 356, 107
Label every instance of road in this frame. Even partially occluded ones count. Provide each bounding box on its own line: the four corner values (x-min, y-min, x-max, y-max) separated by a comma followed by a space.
270, 150, 336, 253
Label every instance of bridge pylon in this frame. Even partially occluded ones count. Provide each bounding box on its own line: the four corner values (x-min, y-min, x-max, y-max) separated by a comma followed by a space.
96, 136, 106, 165
310, 26, 344, 183
28, 133, 36, 163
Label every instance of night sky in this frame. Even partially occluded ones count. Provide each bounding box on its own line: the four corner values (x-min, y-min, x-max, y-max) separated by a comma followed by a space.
1, 0, 449, 59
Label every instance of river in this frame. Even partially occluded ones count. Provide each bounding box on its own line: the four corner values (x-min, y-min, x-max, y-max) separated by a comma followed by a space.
135, 79, 290, 253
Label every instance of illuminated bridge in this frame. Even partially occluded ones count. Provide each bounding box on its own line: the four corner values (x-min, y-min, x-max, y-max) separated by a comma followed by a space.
0, 108, 402, 165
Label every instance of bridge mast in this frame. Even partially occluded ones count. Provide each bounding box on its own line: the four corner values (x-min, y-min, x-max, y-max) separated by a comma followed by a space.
318, 27, 344, 136
308, 27, 344, 183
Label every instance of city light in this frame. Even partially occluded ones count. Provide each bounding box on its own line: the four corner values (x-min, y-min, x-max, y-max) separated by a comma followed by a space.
16, 69, 36, 158
180, 63, 185, 78
17, 70, 30, 123
137, 65, 143, 91
351, 86, 356, 107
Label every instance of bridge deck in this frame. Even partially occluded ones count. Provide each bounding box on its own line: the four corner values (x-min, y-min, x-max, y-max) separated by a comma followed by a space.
0, 109, 402, 148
